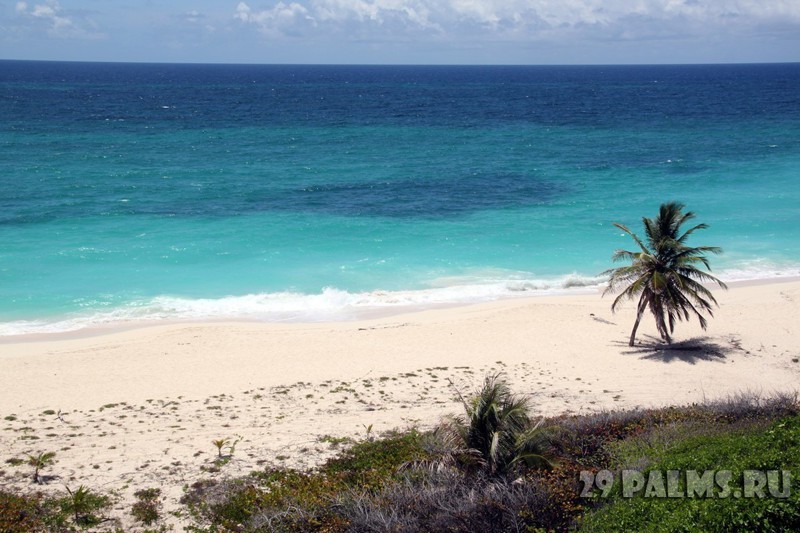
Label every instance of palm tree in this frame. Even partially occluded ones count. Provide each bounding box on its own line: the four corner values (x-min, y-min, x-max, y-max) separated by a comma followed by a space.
212, 438, 230, 459
64, 485, 110, 526
445, 374, 553, 476
26, 451, 56, 484
603, 202, 727, 346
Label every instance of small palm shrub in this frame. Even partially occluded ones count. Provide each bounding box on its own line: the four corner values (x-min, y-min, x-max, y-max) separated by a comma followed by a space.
441, 373, 555, 477
212, 438, 230, 459
26, 451, 56, 484
61, 485, 111, 527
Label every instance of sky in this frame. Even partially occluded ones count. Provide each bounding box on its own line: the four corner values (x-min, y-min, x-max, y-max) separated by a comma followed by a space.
2, 0, 799, 65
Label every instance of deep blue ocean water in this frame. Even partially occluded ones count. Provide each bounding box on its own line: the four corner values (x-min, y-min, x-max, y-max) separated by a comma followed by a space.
1, 61, 799, 335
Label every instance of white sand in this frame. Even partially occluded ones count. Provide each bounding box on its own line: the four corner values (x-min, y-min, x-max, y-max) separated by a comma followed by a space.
1, 279, 798, 529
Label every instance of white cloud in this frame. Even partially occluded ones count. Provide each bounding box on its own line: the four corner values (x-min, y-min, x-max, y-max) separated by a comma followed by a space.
31, 4, 56, 18
8, 0, 795, 63
234, 2, 251, 20
235, 1, 316, 36
314, 0, 433, 26
232, 0, 800, 41
15, 0, 103, 38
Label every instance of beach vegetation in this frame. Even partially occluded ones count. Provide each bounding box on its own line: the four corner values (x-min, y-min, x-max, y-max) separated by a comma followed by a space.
61, 484, 112, 527
0, 490, 47, 532
1, 390, 798, 531
210, 435, 241, 464
131, 487, 162, 526
438, 373, 556, 476
182, 429, 426, 531
581, 414, 800, 531
603, 202, 727, 346
0, 485, 114, 532
362, 423, 374, 441
26, 451, 56, 484
211, 438, 229, 459
318, 434, 353, 447
178, 389, 798, 532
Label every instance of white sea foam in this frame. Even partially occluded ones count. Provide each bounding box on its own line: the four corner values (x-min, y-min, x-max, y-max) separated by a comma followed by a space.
2, 264, 798, 337
0, 274, 605, 336
718, 263, 800, 282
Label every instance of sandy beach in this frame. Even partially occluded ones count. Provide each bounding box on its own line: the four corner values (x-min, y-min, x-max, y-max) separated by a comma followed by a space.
2, 279, 799, 529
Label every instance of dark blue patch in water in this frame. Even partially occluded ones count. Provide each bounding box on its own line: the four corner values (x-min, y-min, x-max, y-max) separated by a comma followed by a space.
0, 173, 564, 224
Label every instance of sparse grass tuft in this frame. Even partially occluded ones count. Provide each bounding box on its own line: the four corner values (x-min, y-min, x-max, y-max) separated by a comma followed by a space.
132, 487, 162, 526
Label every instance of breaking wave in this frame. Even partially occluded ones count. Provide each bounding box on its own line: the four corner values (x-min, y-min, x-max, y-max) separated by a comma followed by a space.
0, 273, 605, 336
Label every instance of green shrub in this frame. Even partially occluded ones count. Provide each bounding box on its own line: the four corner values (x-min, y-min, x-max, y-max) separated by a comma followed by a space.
182, 473, 348, 532
0, 490, 45, 532
580, 415, 800, 532
321, 428, 427, 488
132, 487, 162, 526
59, 485, 112, 527
182, 430, 428, 531
179, 391, 799, 533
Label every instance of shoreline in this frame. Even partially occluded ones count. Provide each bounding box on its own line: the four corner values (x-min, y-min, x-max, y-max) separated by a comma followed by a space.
2, 274, 799, 344
1, 277, 798, 529
2, 277, 798, 410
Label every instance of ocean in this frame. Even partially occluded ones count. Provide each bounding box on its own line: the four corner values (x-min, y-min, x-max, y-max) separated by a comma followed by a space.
1, 61, 799, 335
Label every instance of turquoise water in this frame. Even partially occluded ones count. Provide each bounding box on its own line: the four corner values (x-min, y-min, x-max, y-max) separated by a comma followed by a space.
1, 62, 799, 334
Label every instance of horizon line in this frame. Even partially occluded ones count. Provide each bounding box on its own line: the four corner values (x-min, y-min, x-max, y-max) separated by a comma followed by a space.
2, 58, 799, 68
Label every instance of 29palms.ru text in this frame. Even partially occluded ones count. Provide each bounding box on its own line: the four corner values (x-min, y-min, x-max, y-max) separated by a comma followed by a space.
580, 469, 792, 499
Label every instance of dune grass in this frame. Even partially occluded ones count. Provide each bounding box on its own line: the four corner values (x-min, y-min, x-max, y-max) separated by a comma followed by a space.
2, 389, 798, 532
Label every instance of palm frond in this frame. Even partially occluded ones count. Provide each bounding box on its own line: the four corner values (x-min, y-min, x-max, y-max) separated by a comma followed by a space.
677, 222, 708, 243
441, 374, 556, 477
613, 223, 649, 254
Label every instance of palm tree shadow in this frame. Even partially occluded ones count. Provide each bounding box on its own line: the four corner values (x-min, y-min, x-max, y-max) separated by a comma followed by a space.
619, 335, 731, 364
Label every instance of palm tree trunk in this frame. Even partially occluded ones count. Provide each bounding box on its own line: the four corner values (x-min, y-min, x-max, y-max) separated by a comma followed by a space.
629, 296, 648, 346
628, 317, 641, 347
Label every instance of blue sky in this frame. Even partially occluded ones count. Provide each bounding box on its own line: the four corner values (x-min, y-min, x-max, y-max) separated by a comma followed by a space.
2, 0, 799, 64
